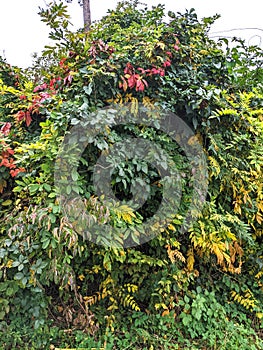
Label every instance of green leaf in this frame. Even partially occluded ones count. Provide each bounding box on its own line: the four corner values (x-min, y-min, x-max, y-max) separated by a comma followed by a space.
18, 264, 24, 271
14, 272, 24, 280
21, 277, 28, 286
49, 213, 57, 224
42, 238, 50, 250
6, 287, 15, 297
1, 200, 12, 206
184, 295, 190, 303
71, 169, 79, 182
196, 286, 202, 294
182, 314, 192, 326
43, 183, 51, 192
84, 84, 93, 95
29, 184, 40, 194
103, 252, 112, 272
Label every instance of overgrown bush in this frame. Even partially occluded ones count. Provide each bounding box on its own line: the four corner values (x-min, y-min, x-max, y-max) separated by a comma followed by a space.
0, 1, 262, 348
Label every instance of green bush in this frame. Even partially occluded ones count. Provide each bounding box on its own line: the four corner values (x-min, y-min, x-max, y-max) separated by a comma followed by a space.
0, 1, 262, 348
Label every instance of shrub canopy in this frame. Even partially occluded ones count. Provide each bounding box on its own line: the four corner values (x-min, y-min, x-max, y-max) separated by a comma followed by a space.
0, 1, 262, 348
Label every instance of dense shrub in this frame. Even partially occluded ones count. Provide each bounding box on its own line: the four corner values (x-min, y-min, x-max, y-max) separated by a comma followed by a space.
0, 1, 262, 348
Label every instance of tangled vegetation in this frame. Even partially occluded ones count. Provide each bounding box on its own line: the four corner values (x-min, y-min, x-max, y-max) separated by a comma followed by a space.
0, 1, 262, 349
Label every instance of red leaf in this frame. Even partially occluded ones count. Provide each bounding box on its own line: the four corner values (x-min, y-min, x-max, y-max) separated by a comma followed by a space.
25, 111, 32, 127
124, 63, 134, 75
10, 167, 25, 177
0, 158, 10, 167
163, 60, 171, 68
33, 83, 48, 93
16, 111, 26, 122
64, 74, 73, 86
142, 79, 148, 87
39, 92, 51, 103
159, 68, 165, 76
138, 67, 146, 74
136, 79, 145, 91
59, 57, 67, 67
0, 122, 12, 136
0, 157, 15, 169
128, 75, 136, 89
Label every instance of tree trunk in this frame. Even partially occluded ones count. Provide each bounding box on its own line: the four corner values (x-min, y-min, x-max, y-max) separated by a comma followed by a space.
83, 0, 91, 31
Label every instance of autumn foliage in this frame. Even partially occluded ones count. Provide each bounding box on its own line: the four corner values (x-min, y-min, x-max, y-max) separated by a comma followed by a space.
0, 1, 262, 349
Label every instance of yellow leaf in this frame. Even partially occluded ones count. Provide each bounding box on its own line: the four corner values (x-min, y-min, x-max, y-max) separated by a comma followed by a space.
168, 224, 176, 231
156, 42, 166, 50
6, 260, 13, 268
162, 310, 170, 317
187, 247, 195, 271
212, 243, 224, 265
78, 274, 85, 281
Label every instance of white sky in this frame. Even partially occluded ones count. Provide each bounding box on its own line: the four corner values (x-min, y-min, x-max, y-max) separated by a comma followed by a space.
0, 0, 262, 68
